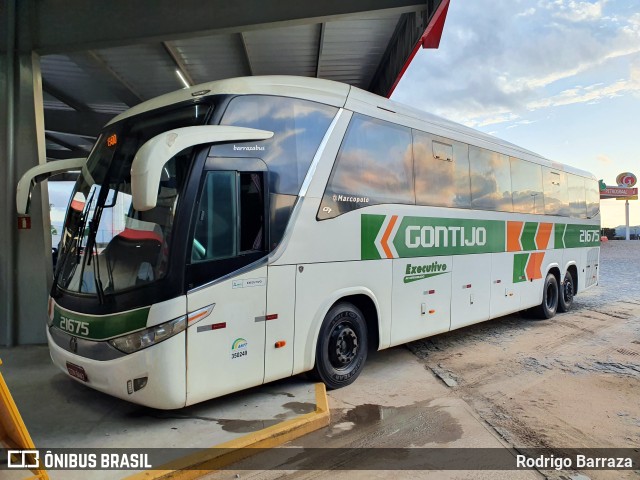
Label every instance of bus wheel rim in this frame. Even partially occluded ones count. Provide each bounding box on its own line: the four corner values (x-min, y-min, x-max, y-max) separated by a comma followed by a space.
564, 279, 574, 302
329, 322, 358, 369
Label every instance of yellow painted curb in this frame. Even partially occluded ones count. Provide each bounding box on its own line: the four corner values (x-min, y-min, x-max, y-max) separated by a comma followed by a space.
0, 358, 49, 480
125, 383, 330, 480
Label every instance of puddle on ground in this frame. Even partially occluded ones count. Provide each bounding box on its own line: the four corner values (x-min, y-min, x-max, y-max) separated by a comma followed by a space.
332, 401, 463, 445
267, 391, 295, 398
126, 401, 316, 434
216, 419, 280, 433
282, 401, 315, 414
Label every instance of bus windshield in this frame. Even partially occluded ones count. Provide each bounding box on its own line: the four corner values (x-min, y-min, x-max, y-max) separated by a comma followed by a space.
54, 104, 210, 299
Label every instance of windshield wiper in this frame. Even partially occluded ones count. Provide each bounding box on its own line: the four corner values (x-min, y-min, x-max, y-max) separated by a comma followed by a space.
92, 239, 105, 304
53, 188, 96, 292
83, 186, 119, 304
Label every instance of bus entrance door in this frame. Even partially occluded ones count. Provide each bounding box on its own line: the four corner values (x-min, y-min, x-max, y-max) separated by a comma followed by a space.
184, 160, 270, 406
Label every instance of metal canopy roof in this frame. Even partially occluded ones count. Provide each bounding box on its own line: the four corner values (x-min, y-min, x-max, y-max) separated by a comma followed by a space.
36, 0, 448, 160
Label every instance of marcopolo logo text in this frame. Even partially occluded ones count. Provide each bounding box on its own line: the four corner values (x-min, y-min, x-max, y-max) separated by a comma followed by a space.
333, 194, 370, 204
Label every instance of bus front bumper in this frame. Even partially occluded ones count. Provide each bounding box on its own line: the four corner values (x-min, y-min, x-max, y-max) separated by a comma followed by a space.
47, 328, 187, 410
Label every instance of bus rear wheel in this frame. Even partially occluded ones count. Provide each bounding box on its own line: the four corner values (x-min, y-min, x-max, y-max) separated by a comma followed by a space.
535, 273, 559, 319
558, 271, 575, 313
313, 302, 368, 390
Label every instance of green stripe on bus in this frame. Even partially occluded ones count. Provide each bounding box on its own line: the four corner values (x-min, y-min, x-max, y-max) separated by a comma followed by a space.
563, 224, 600, 247
521, 222, 538, 251
52, 305, 150, 341
392, 216, 506, 258
361, 214, 386, 260
361, 214, 600, 259
555, 223, 566, 248
513, 253, 529, 283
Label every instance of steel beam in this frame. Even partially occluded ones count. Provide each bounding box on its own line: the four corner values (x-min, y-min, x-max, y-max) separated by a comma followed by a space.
239, 32, 254, 76
163, 41, 195, 87
45, 133, 91, 153
369, 9, 431, 97
315, 23, 326, 78
67, 51, 144, 106
0, 0, 18, 346
44, 110, 115, 137
42, 79, 90, 112
47, 150, 89, 160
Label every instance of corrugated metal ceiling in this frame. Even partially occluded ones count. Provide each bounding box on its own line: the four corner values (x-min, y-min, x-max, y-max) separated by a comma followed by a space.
41, 2, 446, 159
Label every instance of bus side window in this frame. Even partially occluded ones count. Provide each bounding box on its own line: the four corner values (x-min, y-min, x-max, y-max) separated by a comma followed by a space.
190, 171, 266, 265
318, 114, 414, 219
585, 178, 600, 219
470, 146, 513, 212
511, 157, 544, 215
543, 167, 570, 216
568, 174, 587, 219
191, 171, 237, 262
239, 173, 265, 252
413, 131, 471, 208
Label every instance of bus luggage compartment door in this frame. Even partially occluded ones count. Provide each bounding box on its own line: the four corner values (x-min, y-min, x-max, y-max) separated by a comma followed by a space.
390, 256, 452, 345
450, 254, 491, 330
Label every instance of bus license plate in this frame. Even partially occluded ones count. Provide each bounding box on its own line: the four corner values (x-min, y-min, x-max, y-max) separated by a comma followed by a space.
66, 362, 89, 382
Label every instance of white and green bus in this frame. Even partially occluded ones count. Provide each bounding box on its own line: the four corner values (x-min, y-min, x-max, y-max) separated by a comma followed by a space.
18, 76, 600, 409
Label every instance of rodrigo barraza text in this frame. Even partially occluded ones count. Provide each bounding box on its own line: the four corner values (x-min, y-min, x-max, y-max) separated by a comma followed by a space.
516, 454, 632, 470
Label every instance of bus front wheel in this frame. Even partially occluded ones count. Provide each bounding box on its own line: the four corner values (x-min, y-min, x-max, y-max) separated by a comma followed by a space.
313, 302, 368, 390
558, 271, 575, 313
535, 273, 559, 319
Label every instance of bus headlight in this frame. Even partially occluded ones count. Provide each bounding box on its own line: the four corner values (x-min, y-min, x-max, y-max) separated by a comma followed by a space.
109, 316, 186, 354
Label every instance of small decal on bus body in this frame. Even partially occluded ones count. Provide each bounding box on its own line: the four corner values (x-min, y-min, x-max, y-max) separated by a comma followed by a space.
231, 338, 248, 360
232, 278, 266, 289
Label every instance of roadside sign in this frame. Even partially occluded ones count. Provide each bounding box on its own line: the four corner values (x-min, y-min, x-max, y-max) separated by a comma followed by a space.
617, 196, 638, 200
600, 186, 638, 198
616, 172, 637, 187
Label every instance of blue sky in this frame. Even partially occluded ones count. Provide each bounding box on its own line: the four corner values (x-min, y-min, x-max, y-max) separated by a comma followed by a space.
393, 0, 640, 228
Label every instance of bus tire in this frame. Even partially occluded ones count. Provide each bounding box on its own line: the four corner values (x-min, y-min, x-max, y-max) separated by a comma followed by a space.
535, 273, 559, 319
558, 271, 575, 313
313, 302, 368, 390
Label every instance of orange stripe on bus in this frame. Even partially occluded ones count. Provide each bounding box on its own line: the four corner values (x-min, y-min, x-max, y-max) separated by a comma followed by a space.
381, 215, 398, 259
526, 252, 545, 280
188, 311, 208, 323
507, 221, 523, 252
535, 223, 553, 250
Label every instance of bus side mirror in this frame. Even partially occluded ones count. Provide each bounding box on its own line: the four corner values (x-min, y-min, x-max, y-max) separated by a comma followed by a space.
131, 125, 273, 211
16, 157, 86, 215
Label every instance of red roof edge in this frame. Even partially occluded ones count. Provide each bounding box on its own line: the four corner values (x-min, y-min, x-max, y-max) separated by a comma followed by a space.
421, 0, 450, 49
387, 0, 450, 97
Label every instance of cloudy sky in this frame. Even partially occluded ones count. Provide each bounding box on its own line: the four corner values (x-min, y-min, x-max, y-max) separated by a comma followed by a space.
393, 0, 640, 228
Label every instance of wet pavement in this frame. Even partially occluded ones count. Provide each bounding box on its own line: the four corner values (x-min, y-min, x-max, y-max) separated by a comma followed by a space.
203, 347, 541, 479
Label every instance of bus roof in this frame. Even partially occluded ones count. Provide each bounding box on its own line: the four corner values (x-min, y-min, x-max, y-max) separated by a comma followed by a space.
106, 75, 595, 180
